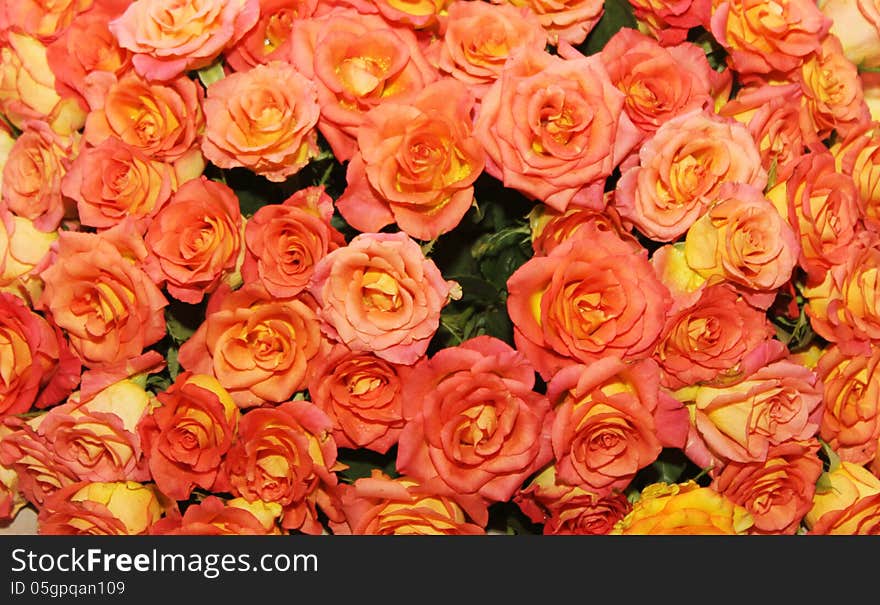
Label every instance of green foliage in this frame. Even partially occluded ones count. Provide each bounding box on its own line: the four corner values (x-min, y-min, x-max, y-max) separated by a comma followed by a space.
579, 0, 637, 56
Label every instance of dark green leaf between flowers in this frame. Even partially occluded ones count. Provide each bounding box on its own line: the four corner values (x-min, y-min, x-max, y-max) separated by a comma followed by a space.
579, 0, 636, 56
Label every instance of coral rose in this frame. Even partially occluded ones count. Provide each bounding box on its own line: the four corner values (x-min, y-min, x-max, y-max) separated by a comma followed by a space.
627, 0, 711, 45
224, 0, 318, 72
529, 201, 639, 257
138, 372, 239, 501
38, 480, 165, 535
396, 335, 553, 504
109, 0, 259, 81
202, 61, 321, 182
831, 121, 880, 228
489, 0, 603, 46
309, 231, 455, 366
150, 496, 282, 535
0, 423, 26, 523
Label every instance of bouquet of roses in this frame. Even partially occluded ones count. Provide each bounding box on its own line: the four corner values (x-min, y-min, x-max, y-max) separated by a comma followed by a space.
1, 0, 879, 536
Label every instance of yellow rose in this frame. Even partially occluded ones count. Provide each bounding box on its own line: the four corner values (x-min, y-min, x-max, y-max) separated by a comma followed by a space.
806, 460, 880, 534
38, 481, 165, 535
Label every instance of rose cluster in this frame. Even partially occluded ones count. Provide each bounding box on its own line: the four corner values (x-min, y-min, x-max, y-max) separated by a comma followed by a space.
1, 0, 880, 536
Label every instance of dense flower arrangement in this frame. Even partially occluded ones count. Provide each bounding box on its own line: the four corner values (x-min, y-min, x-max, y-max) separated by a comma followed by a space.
2, 0, 880, 536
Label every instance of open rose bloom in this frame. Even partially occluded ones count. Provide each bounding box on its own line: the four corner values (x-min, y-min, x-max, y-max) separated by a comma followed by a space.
2, 0, 880, 540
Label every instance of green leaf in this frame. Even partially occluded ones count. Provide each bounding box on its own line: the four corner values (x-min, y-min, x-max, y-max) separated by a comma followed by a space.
448, 275, 499, 305
337, 447, 398, 484
166, 347, 180, 381
579, 0, 636, 56
652, 458, 688, 484
165, 308, 198, 345
197, 61, 226, 87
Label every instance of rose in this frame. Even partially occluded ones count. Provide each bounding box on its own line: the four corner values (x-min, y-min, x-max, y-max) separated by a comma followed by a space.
330, 470, 487, 535
816, 344, 880, 466
798, 34, 872, 142
83, 71, 205, 163
224, 0, 318, 72
150, 496, 282, 535
614, 109, 766, 243
832, 122, 880, 228
0, 292, 80, 416
45, 13, 132, 111
806, 460, 880, 534
289, 9, 438, 161
138, 372, 239, 501
224, 400, 342, 534
628, 0, 712, 44
38, 222, 168, 368
600, 29, 717, 141
611, 480, 754, 534
0, 31, 87, 135
309, 231, 455, 365
144, 176, 244, 304
428, 1, 547, 100
335, 78, 485, 241
0, 423, 26, 523
2, 121, 77, 232
654, 284, 777, 389
529, 201, 640, 257
109, 0, 259, 81
680, 358, 824, 466
368, 0, 451, 29
514, 465, 632, 535
61, 138, 177, 232
177, 285, 325, 408
506, 228, 672, 380
804, 230, 880, 356
0, 210, 57, 304
202, 61, 321, 182
241, 186, 344, 299
684, 182, 800, 308
37, 480, 165, 535
488, 0, 603, 46
820, 0, 880, 69
475, 46, 640, 213
766, 150, 865, 284
719, 82, 810, 181
545, 357, 687, 493
0, 0, 119, 41
712, 439, 824, 534
396, 335, 553, 503
0, 416, 80, 507
308, 345, 405, 454
710, 0, 831, 75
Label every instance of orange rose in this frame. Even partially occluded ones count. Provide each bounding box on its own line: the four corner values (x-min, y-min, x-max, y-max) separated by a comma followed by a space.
506, 229, 672, 380
806, 460, 880, 534
308, 344, 405, 454
0, 31, 86, 135
679, 357, 823, 466
0, 423, 26, 523
0, 0, 117, 41
615, 110, 766, 242
529, 200, 640, 257
38, 222, 168, 368
719, 82, 811, 181
396, 335, 553, 504
2, 121, 77, 232
710, 0, 831, 75
816, 344, 880, 466
712, 439, 823, 534
150, 495, 282, 535
627, 0, 712, 45
138, 372, 239, 501
330, 470, 487, 535
514, 465, 632, 535
0, 210, 57, 304
546, 357, 688, 493
336, 78, 485, 241
0, 292, 80, 417
38, 480, 165, 535
820, 0, 880, 69
62, 138, 176, 232
832, 121, 880, 228
309, 231, 456, 365
684, 182, 799, 308
611, 480, 754, 534
767, 150, 865, 284
177, 285, 326, 408
475, 47, 640, 213
202, 61, 321, 182
109, 0, 259, 81
804, 229, 880, 356
600, 29, 718, 140
655, 284, 777, 390
225, 400, 343, 534
798, 34, 872, 141
144, 176, 244, 304
429, 1, 547, 100
290, 9, 438, 161
241, 186, 344, 299
368, 0, 451, 29
83, 71, 205, 163
490, 0, 603, 46
224, 0, 318, 72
